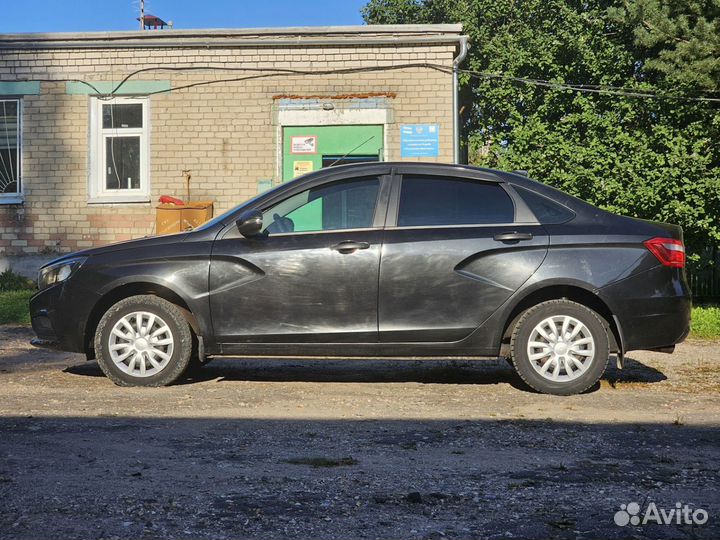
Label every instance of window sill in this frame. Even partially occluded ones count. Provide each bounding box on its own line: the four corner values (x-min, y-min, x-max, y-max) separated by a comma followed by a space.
87, 196, 151, 205
0, 195, 24, 205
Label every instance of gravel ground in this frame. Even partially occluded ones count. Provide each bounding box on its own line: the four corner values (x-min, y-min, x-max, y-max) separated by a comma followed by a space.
0, 324, 718, 539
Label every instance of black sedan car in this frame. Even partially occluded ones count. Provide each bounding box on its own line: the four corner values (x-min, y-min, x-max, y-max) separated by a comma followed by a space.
30, 163, 691, 395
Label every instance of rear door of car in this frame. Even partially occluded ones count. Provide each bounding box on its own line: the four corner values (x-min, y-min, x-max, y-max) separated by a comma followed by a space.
378, 169, 549, 343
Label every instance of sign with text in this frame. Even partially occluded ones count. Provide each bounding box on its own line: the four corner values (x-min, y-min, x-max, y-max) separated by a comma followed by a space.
290, 135, 318, 154
293, 160, 314, 178
400, 124, 439, 157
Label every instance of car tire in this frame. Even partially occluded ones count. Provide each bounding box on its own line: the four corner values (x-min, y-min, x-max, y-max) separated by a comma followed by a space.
510, 299, 609, 396
94, 295, 193, 387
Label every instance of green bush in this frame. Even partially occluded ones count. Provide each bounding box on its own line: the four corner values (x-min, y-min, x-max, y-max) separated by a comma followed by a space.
0, 269, 36, 292
0, 290, 34, 325
691, 306, 720, 340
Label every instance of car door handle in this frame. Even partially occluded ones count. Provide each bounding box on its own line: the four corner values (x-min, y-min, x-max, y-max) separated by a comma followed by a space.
330, 241, 370, 253
493, 232, 534, 242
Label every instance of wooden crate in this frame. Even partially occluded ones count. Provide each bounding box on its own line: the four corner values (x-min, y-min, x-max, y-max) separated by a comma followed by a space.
156, 201, 213, 235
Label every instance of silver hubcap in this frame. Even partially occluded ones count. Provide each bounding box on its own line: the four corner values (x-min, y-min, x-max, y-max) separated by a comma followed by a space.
108, 311, 174, 378
527, 315, 595, 382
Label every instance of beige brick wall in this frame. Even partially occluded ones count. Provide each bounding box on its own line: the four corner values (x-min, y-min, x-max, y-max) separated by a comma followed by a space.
0, 39, 457, 255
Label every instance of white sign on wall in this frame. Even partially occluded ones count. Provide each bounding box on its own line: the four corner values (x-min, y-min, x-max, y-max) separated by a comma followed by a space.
290, 135, 317, 154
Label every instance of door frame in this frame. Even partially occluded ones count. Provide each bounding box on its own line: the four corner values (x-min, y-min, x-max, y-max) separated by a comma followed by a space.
384, 165, 540, 228
275, 106, 391, 182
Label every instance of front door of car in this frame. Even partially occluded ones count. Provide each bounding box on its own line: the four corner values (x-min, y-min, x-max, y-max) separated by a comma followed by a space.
379, 173, 549, 343
209, 175, 388, 344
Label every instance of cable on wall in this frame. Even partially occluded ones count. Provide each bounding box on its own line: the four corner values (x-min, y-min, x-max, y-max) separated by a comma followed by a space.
17, 63, 720, 103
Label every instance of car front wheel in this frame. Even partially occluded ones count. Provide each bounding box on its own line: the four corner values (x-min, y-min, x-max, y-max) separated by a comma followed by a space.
94, 295, 193, 387
510, 299, 610, 395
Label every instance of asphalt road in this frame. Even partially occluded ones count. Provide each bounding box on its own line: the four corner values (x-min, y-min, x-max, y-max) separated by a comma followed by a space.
0, 325, 718, 539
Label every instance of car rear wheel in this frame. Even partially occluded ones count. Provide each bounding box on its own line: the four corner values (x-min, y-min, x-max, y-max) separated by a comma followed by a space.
510, 299, 609, 395
94, 295, 193, 387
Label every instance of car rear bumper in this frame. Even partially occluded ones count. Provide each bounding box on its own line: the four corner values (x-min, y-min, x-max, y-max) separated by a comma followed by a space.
600, 265, 691, 352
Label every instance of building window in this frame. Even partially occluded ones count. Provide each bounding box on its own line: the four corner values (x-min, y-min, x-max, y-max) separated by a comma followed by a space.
0, 99, 21, 201
90, 97, 149, 203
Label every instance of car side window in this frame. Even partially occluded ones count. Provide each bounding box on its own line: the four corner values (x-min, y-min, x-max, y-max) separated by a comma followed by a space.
512, 185, 575, 224
262, 177, 380, 234
397, 176, 515, 227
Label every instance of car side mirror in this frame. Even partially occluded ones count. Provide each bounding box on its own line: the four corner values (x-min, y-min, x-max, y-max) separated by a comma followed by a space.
236, 209, 263, 237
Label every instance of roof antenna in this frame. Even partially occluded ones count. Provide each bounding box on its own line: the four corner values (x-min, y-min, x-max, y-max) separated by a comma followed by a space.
327, 136, 376, 167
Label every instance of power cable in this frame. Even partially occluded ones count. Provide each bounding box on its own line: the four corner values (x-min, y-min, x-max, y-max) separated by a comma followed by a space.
16, 63, 720, 103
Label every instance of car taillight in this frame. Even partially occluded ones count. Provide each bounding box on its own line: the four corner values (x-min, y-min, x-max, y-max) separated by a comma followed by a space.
644, 237, 685, 268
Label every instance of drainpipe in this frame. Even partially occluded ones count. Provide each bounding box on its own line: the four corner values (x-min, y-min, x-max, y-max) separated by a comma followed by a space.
452, 36, 469, 164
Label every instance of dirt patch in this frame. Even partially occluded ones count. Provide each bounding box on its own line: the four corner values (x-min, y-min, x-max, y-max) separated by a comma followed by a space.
0, 325, 718, 539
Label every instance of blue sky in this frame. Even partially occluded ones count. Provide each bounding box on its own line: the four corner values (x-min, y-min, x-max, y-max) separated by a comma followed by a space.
2, 0, 367, 33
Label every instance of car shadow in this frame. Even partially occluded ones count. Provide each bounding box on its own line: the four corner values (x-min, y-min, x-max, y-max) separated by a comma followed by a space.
63, 355, 666, 393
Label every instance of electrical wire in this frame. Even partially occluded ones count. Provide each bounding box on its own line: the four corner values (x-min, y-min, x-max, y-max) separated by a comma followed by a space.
108, 100, 123, 190
17, 62, 720, 103
457, 69, 720, 102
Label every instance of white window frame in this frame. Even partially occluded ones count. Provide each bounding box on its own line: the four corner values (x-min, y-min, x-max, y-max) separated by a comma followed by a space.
0, 97, 23, 204
89, 96, 150, 204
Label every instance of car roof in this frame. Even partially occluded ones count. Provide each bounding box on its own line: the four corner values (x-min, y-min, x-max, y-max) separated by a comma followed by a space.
322, 161, 502, 176
312, 161, 542, 184
310, 161, 600, 215
208, 160, 603, 231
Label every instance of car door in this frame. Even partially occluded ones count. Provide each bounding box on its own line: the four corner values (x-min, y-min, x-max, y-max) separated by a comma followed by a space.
209, 175, 389, 345
378, 172, 549, 343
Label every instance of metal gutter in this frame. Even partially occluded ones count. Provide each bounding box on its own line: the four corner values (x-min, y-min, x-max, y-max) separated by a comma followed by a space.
0, 36, 464, 50
452, 35, 469, 164
0, 24, 463, 49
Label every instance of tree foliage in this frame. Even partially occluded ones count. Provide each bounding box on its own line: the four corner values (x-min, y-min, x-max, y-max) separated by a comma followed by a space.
362, 0, 720, 267
609, 0, 720, 91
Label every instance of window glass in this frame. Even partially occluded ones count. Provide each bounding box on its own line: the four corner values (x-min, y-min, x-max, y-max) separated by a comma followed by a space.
102, 103, 143, 129
105, 136, 141, 190
92, 98, 148, 201
0, 99, 20, 195
513, 185, 575, 224
397, 176, 514, 226
321, 155, 379, 168
263, 177, 380, 234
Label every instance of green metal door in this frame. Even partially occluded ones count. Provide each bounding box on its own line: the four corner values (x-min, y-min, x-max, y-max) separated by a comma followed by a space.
282, 125, 383, 182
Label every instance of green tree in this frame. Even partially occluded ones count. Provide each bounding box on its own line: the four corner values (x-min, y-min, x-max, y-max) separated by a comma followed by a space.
609, 0, 720, 91
363, 0, 720, 269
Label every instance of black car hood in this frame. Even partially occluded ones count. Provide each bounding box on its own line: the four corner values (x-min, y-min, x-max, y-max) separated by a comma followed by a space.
42, 233, 190, 268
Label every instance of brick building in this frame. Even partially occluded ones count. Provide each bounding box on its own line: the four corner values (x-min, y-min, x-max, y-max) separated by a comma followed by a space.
0, 25, 466, 272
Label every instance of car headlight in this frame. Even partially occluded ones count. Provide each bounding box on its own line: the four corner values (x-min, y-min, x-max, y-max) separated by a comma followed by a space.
38, 257, 86, 291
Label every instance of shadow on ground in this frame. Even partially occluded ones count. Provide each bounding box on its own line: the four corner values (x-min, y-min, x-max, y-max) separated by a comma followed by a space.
63, 356, 666, 392
0, 416, 716, 540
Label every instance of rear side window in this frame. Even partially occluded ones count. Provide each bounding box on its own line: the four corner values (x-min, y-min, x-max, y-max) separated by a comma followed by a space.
397, 176, 514, 226
513, 185, 575, 224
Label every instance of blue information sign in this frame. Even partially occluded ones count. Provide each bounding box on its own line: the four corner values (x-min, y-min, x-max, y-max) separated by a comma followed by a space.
400, 124, 440, 157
